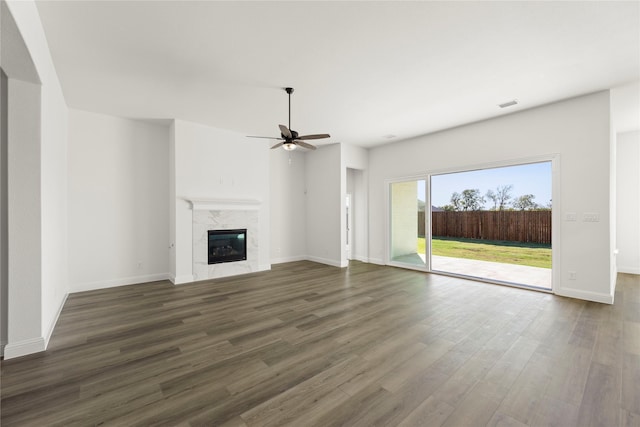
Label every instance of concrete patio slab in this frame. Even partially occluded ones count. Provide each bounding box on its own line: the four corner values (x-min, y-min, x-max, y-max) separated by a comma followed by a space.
391, 253, 552, 290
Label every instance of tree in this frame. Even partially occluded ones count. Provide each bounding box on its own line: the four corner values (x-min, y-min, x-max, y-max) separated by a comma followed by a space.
449, 192, 463, 211
486, 185, 513, 211
512, 194, 538, 210
460, 189, 485, 211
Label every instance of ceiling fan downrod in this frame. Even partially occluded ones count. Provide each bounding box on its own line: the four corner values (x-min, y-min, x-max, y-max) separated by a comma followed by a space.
285, 87, 294, 132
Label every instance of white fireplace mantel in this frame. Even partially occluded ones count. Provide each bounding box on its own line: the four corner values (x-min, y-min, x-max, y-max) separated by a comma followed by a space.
186, 198, 262, 211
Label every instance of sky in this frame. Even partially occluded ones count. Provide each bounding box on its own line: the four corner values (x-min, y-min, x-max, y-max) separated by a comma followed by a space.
419, 161, 552, 209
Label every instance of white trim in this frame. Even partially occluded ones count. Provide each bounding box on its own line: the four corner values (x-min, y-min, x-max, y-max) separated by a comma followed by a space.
3, 337, 45, 360
388, 260, 428, 273
550, 154, 561, 295
44, 292, 68, 349
353, 255, 369, 263
368, 257, 385, 265
555, 287, 614, 304
72, 273, 171, 292
186, 198, 261, 211
306, 255, 346, 268
618, 266, 640, 275
259, 264, 272, 272
170, 274, 195, 285
422, 154, 560, 178
271, 255, 308, 265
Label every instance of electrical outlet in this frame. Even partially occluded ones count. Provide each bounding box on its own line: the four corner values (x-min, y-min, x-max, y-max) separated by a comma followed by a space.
583, 212, 600, 222
565, 212, 577, 222
568, 271, 577, 280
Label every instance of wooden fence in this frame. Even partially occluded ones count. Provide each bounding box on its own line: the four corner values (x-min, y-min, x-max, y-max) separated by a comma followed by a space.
418, 210, 552, 245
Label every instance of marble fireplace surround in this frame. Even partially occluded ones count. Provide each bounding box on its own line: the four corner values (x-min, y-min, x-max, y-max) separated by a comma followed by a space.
188, 198, 261, 281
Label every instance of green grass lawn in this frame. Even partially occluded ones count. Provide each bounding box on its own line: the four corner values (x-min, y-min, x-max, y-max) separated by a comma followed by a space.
418, 237, 551, 269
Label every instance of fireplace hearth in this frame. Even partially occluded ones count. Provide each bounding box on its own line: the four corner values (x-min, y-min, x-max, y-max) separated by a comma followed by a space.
208, 229, 247, 264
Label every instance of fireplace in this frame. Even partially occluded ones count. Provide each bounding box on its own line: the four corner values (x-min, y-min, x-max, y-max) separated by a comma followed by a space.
208, 229, 247, 264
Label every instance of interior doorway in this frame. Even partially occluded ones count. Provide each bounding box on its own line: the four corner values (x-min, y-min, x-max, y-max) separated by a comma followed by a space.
345, 168, 366, 265
346, 194, 352, 260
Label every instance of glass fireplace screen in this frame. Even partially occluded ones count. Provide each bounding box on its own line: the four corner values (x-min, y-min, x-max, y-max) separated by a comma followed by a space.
208, 229, 247, 264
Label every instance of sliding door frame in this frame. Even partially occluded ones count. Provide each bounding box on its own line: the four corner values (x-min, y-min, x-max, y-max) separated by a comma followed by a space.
385, 154, 560, 294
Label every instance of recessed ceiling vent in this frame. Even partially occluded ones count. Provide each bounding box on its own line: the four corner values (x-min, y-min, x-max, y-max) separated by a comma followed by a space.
498, 100, 518, 109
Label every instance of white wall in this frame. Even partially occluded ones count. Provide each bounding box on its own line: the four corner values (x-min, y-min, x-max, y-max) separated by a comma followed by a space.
7, 77, 42, 354
68, 110, 170, 291
368, 91, 614, 303
616, 131, 640, 274
3, 0, 69, 358
169, 121, 176, 278
0, 69, 8, 352
170, 119, 270, 283
306, 144, 342, 266
40, 61, 69, 345
270, 149, 307, 263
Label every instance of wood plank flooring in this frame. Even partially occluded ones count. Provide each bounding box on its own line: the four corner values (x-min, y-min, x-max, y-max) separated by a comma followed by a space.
1, 261, 639, 426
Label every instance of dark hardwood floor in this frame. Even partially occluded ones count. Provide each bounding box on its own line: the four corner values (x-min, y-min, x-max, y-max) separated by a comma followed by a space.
1, 261, 639, 426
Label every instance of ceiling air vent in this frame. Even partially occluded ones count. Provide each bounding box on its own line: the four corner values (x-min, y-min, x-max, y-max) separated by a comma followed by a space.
498, 100, 518, 109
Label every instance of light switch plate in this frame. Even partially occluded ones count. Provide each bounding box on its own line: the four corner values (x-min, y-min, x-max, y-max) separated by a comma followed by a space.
583, 212, 600, 222
565, 212, 577, 222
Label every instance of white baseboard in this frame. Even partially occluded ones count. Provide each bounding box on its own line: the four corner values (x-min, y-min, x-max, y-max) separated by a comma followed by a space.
72, 273, 172, 292
270, 255, 308, 265
352, 255, 369, 263
3, 337, 45, 360
306, 256, 346, 268
368, 257, 385, 265
44, 292, 68, 349
555, 286, 614, 304
259, 264, 272, 272
170, 274, 195, 285
618, 266, 640, 275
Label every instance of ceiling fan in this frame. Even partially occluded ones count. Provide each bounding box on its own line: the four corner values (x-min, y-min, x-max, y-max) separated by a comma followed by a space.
247, 87, 330, 151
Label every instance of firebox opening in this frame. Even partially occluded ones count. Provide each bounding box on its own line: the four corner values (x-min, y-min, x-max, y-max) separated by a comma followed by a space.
208, 229, 247, 264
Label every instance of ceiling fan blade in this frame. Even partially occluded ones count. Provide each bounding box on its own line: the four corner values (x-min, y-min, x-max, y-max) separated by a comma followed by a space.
270, 142, 284, 150
247, 136, 283, 140
296, 133, 330, 140
278, 124, 292, 139
296, 141, 317, 150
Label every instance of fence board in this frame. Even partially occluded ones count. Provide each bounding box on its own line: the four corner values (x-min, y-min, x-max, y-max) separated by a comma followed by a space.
420, 210, 551, 244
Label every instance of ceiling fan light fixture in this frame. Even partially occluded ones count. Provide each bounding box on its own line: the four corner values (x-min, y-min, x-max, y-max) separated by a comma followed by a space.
283, 142, 297, 151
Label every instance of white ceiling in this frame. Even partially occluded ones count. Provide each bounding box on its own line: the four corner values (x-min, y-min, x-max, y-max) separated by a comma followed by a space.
35, 1, 640, 148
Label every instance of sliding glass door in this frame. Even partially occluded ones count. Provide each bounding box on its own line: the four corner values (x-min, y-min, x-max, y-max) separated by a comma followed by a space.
430, 162, 553, 290
388, 160, 554, 291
